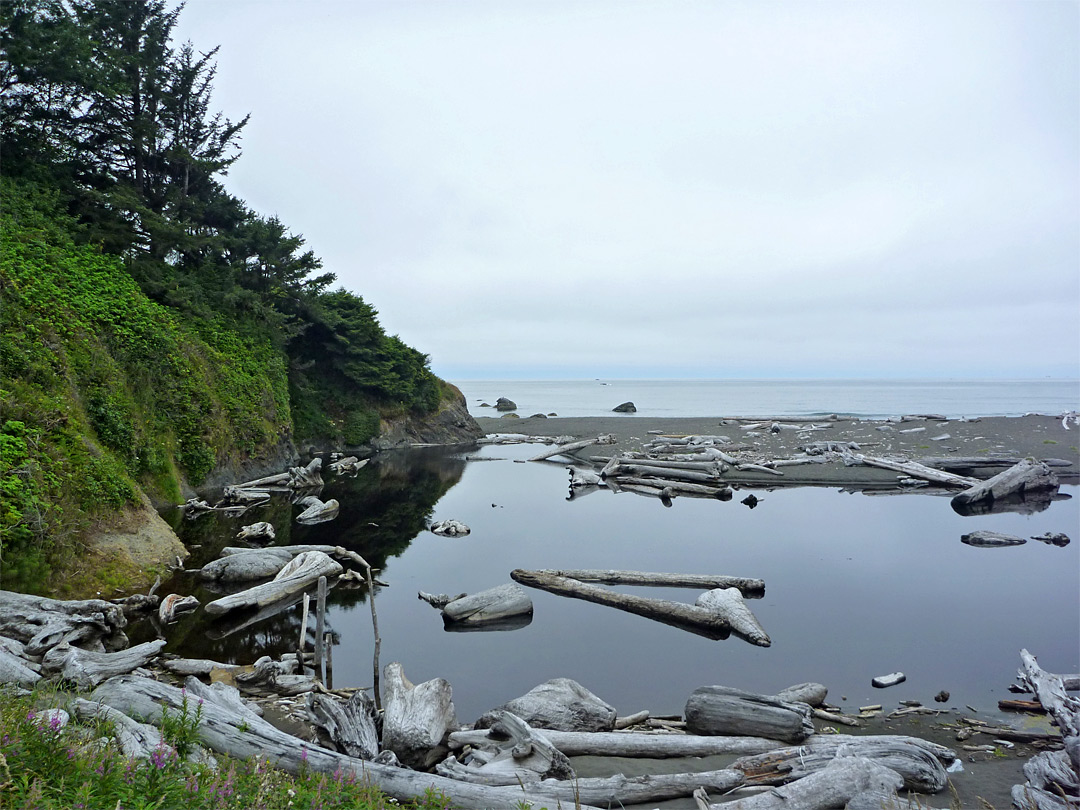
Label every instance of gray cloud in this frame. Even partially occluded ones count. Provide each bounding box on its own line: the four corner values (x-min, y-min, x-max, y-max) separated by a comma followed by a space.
175, 0, 1079, 379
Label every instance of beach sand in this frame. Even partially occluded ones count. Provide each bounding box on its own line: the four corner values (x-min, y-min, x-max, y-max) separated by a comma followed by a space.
475, 413, 1080, 488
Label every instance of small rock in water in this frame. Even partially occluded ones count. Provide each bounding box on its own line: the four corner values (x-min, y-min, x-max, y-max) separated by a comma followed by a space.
495, 397, 517, 411
612, 401, 637, 413
1031, 532, 1070, 547
871, 672, 906, 688
741, 494, 760, 509
934, 690, 950, 703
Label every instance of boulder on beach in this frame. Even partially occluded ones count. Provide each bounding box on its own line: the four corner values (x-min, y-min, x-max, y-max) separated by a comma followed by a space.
612, 401, 637, 413
495, 397, 517, 411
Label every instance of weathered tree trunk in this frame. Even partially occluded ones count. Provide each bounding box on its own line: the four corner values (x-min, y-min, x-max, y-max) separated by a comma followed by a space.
607, 461, 724, 484
441, 584, 533, 626
850, 454, 980, 488
511, 570, 765, 643
41, 639, 166, 689
0, 590, 128, 655
475, 678, 616, 732
450, 728, 785, 758
528, 434, 615, 462
524, 569, 765, 596
288, 457, 324, 488
730, 736, 953, 793
305, 690, 380, 760
960, 530, 1027, 547
328, 456, 368, 474
92, 674, 601, 810
204, 551, 343, 616
219, 544, 337, 558
952, 460, 1059, 510
608, 476, 732, 498
199, 548, 294, 582
704, 755, 904, 810
685, 685, 815, 743
527, 769, 743, 806
0, 645, 41, 687
381, 661, 459, 770
695, 588, 770, 646
72, 697, 166, 759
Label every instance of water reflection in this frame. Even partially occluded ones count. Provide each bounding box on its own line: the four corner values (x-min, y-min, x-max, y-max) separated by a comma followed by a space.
149, 444, 1080, 724
141, 448, 467, 664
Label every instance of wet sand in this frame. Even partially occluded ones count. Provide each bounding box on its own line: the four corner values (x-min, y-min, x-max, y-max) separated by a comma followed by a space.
475, 413, 1079, 487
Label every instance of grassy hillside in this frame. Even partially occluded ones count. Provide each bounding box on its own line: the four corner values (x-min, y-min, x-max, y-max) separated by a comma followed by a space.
1, 179, 294, 592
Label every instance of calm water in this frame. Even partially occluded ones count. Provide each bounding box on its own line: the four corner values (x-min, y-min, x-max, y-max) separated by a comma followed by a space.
453, 378, 1080, 419
156, 444, 1080, 724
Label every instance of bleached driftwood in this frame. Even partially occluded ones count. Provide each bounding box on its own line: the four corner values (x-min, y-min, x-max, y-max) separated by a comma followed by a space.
609, 476, 733, 498
685, 685, 815, 744
961, 530, 1027, 547
305, 690, 380, 760
569, 468, 603, 488
418, 591, 467, 610
730, 736, 953, 793
328, 456, 368, 474
528, 434, 616, 462
431, 519, 471, 537
0, 644, 41, 687
288, 457, 323, 488
952, 459, 1059, 510
475, 678, 616, 732
605, 460, 724, 484
441, 584, 533, 626
477, 433, 572, 445
158, 593, 199, 624
526, 569, 765, 596
296, 496, 339, 524
221, 487, 271, 505
381, 661, 459, 770
204, 551, 343, 617
72, 698, 167, 759
518, 768, 743, 807
848, 455, 980, 488
436, 711, 574, 785
92, 674, 602, 810
702, 755, 904, 810
450, 727, 784, 758
695, 588, 770, 646
511, 569, 769, 644
0, 590, 128, 655
776, 683, 828, 706
41, 639, 166, 689
1017, 750, 1079, 807
236, 521, 276, 542
219, 544, 337, 558
198, 548, 294, 582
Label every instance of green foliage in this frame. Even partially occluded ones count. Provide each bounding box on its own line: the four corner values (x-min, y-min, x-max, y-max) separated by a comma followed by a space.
0, 686, 455, 810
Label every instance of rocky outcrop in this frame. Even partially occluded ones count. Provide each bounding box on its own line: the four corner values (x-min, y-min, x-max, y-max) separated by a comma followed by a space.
613, 401, 637, 413
372, 384, 483, 450
495, 397, 517, 411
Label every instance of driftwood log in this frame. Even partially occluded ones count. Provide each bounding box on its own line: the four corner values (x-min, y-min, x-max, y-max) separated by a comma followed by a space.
236, 521, 276, 542
198, 548, 295, 582
451, 727, 784, 758
511, 569, 768, 643
158, 593, 199, 624
475, 678, 616, 732
305, 690, 380, 760
92, 674, 597, 810
528, 434, 616, 462
952, 459, 1059, 510
848, 454, 980, 488
41, 639, 166, 689
0, 590, 128, 655
428, 584, 534, 627
381, 661, 459, 770
204, 551, 343, 617
525, 568, 764, 596
961, 530, 1027, 547
685, 685, 815, 743
730, 735, 954, 793
0, 642, 41, 687
702, 755, 904, 810
695, 588, 770, 646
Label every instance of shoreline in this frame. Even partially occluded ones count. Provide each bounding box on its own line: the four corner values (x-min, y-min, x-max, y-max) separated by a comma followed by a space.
474, 413, 1080, 488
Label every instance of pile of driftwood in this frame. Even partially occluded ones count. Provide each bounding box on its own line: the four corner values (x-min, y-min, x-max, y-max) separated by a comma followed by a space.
180, 455, 366, 523
3, 585, 1077, 808
489, 428, 1070, 514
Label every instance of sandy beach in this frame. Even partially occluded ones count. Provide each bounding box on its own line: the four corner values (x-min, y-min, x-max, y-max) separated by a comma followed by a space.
475, 413, 1080, 488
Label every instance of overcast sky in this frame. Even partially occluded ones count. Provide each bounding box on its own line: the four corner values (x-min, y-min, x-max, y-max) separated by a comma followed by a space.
174, 1, 1079, 381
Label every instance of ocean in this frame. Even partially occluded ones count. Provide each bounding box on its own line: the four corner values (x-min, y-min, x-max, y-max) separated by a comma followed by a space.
452, 378, 1080, 420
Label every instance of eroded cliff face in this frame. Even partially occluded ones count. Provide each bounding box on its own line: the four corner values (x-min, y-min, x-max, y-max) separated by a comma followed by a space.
372, 384, 483, 450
